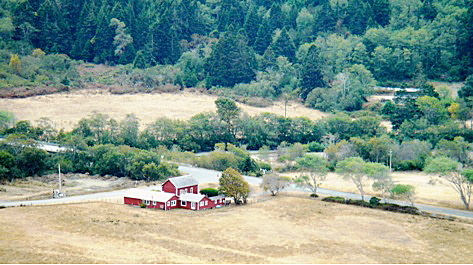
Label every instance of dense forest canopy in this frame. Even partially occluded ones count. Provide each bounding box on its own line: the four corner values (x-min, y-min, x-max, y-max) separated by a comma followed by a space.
0, 0, 472, 100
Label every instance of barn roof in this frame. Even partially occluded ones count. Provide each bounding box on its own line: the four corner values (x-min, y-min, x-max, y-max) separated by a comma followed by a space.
179, 193, 206, 203
166, 175, 199, 188
124, 189, 175, 202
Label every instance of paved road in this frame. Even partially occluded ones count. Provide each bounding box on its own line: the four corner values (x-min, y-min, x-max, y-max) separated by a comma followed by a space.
1, 165, 472, 219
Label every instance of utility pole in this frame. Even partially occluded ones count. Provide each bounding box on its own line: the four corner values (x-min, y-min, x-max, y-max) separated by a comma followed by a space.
389, 149, 392, 172
58, 163, 61, 191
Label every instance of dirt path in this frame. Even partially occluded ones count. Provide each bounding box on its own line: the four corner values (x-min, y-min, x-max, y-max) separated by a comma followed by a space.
0, 90, 327, 130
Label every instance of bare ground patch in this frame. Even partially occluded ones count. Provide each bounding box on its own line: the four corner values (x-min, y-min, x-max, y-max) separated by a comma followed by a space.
0, 174, 142, 202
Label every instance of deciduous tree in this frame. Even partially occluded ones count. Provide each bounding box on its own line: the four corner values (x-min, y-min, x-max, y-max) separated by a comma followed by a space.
336, 157, 368, 200
424, 156, 472, 209
261, 172, 290, 196
294, 154, 328, 195
218, 167, 250, 204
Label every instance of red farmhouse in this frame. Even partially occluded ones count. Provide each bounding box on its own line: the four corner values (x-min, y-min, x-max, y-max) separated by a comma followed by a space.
124, 175, 226, 211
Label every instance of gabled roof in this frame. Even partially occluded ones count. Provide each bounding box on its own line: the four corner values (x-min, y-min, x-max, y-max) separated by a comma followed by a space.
166, 175, 199, 189
179, 193, 206, 203
208, 195, 226, 201
124, 189, 176, 202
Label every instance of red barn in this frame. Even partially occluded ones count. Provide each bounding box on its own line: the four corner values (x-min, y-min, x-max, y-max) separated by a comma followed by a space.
124, 175, 226, 211
124, 189, 179, 210
162, 175, 199, 196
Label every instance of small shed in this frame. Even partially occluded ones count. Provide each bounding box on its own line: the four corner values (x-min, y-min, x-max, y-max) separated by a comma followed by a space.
124, 189, 179, 210
162, 175, 199, 196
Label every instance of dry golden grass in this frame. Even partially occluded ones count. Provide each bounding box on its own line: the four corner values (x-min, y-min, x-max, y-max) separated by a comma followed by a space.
1, 195, 472, 263
285, 171, 465, 209
0, 90, 327, 130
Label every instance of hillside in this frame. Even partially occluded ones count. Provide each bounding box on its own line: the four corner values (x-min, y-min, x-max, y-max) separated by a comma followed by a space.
0, 90, 327, 130
1, 196, 472, 263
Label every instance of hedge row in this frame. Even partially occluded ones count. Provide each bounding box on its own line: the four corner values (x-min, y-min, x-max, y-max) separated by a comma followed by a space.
322, 196, 420, 215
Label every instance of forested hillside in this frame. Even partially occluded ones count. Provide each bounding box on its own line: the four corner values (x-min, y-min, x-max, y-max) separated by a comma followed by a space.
1, 0, 472, 108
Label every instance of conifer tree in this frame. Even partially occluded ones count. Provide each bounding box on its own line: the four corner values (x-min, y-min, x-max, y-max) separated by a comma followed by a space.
271, 28, 296, 62
148, 13, 182, 65
71, 0, 97, 61
372, 0, 390, 27
269, 3, 283, 31
36, 0, 70, 53
217, 0, 244, 32
261, 46, 277, 70
300, 45, 325, 99
93, 3, 114, 63
254, 17, 272, 55
205, 27, 257, 87
243, 4, 261, 47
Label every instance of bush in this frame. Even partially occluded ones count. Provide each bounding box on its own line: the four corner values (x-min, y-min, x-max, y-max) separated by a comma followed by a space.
381, 204, 419, 215
369, 196, 381, 206
307, 141, 325, 152
346, 199, 371, 207
310, 193, 319, 198
140, 203, 146, 208
322, 196, 346, 204
200, 188, 219, 197
257, 161, 271, 172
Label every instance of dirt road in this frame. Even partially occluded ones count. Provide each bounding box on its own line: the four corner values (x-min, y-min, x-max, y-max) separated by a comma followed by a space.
2, 165, 472, 220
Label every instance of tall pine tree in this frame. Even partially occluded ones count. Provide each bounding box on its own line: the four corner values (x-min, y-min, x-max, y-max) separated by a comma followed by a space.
300, 45, 325, 99
254, 16, 272, 55
271, 28, 296, 62
205, 27, 257, 87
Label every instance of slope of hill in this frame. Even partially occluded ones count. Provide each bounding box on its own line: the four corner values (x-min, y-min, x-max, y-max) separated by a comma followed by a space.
1, 196, 472, 263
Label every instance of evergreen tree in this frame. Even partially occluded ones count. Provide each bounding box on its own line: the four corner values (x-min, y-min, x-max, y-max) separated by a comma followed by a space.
71, 0, 97, 61
243, 4, 261, 47
372, 0, 390, 27
36, 0, 70, 53
261, 45, 277, 70
11, 0, 37, 45
132, 50, 147, 69
205, 28, 257, 87
254, 17, 272, 55
345, 0, 370, 35
271, 28, 296, 62
93, 2, 114, 63
314, 0, 336, 34
148, 13, 182, 65
300, 45, 325, 99
217, 0, 244, 32
269, 3, 283, 31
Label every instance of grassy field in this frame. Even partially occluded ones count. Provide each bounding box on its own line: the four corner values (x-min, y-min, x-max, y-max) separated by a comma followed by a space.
0, 194, 472, 264
0, 90, 327, 130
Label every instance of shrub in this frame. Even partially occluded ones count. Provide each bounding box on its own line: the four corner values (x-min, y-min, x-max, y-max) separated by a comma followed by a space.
369, 196, 381, 206
200, 188, 219, 197
310, 193, 319, 198
140, 203, 146, 208
346, 199, 371, 207
257, 161, 271, 172
322, 196, 346, 204
381, 204, 419, 215
307, 141, 325, 152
